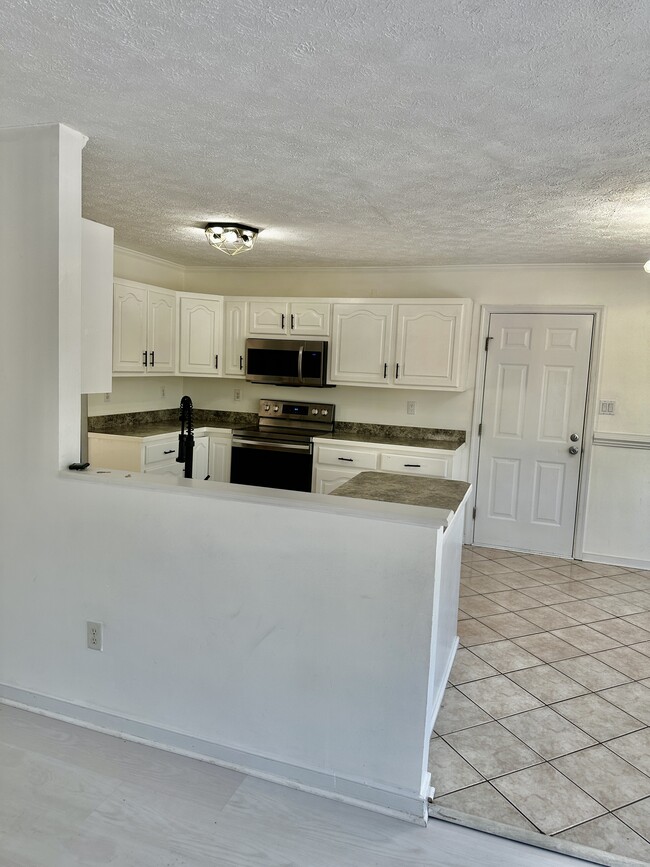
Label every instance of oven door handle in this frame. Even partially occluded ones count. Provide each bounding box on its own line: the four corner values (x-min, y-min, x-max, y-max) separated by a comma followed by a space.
232, 438, 312, 453
297, 344, 304, 384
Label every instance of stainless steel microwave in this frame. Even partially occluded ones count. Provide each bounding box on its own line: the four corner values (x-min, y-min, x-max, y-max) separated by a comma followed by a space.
245, 338, 330, 387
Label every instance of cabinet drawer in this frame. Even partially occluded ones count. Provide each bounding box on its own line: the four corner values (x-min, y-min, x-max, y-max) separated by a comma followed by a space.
144, 440, 179, 465
143, 461, 184, 477
316, 446, 378, 470
379, 452, 451, 478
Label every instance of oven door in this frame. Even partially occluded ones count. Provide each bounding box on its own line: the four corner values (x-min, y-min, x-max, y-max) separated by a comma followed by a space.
230, 439, 313, 492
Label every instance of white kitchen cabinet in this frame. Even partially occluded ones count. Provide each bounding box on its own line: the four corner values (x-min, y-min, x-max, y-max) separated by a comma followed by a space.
224, 300, 248, 377
178, 294, 223, 376
248, 300, 330, 337
89, 428, 230, 481
313, 466, 360, 494
311, 438, 464, 493
113, 279, 177, 375
329, 304, 395, 385
208, 435, 232, 482
394, 302, 471, 389
192, 435, 209, 479
329, 299, 472, 390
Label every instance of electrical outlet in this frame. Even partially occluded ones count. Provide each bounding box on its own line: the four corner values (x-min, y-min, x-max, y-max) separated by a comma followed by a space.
87, 621, 103, 651
233, 388, 241, 401
161, 385, 166, 398
103, 392, 111, 402
599, 399, 616, 415
407, 401, 416, 415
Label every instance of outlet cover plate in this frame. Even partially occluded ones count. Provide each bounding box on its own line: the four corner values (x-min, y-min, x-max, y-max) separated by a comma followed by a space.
87, 621, 103, 651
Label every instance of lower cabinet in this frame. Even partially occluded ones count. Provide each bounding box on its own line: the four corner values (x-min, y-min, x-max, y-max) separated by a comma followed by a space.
312, 439, 464, 493
208, 435, 232, 482
88, 430, 231, 481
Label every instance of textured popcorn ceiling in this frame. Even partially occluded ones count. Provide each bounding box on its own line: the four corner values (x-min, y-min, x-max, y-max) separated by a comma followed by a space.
1, 0, 649, 266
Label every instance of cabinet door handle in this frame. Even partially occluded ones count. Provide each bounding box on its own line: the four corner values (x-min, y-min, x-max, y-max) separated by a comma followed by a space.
163, 449, 175, 455
338, 457, 354, 462
281, 313, 285, 330
143, 350, 148, 367
404, 463, 421, 468
383, 363, 387, 379
215, 354, 219, 369
150, 351, 155, 367
239, 355, 243, 370
291, 314, 295, 330
395, 362, 399, 379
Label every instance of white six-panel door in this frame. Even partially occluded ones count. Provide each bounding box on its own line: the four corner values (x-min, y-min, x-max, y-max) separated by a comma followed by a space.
474, 313, 594, 557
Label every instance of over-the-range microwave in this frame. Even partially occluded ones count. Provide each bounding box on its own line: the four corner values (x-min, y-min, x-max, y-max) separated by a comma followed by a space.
244, 338, 332, 387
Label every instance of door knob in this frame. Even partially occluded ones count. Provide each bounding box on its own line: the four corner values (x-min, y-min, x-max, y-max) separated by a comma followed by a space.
568, 446, 579, 455
570, 433, 579, 442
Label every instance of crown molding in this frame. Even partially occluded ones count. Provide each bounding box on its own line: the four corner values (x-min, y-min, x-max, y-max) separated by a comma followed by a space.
114, 245, 185, 272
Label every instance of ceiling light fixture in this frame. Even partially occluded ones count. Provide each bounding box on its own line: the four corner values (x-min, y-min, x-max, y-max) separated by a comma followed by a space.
205, 223, 258, 256
644, 260, 650, 273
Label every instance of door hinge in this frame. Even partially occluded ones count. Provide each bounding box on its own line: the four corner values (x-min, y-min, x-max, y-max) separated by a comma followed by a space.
478, 423, 482, 437
472, 507, 477, 520
485, 336, 493, 352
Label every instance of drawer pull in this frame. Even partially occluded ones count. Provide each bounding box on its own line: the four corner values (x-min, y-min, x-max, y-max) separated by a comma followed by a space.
281, 313, 285, 329
291, 314, 295, 330
163, 449, 175, 455
338, 457, 354, 462
404, 463, 421, 468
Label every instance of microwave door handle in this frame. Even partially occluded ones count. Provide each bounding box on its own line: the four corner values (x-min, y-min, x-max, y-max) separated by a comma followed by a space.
297, 345, 304, 383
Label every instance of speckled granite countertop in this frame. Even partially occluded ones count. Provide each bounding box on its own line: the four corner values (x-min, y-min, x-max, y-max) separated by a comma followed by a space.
88, 411, 465, 449
88, 409, 256, 437
330, 472, 471, 512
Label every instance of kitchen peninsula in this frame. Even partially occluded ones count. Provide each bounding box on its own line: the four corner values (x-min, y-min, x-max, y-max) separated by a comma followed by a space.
68, 451, 470, 823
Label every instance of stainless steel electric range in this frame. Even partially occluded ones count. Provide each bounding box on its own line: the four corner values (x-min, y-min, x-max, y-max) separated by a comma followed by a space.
230, 399, 335, 492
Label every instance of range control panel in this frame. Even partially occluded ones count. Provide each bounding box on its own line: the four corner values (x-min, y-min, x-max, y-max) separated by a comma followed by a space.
258, 399, 335, 423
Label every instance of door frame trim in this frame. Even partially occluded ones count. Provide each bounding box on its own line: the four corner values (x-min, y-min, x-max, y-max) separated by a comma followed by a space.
466, 305, 605, 560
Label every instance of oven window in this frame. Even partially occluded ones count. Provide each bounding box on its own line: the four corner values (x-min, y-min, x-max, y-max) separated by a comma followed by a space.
230, 446, 313, 492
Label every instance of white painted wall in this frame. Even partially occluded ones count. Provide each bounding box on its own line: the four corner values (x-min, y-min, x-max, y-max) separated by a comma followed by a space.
1, 123, 443, 821
88, 376, 185, 416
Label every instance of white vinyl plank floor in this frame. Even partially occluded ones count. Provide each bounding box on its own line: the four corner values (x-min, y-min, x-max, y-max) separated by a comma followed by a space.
0, 704, 597, 867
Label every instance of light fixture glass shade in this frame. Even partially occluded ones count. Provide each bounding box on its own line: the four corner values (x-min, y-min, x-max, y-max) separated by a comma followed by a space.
644, 260, 650, 273
205, 223, 258, 256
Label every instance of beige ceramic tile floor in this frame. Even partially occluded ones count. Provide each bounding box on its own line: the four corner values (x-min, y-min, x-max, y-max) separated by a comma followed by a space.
430, 545, 650, 864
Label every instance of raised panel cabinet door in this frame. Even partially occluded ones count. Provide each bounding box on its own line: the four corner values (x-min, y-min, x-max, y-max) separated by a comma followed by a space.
313, 466, 360, 494
209, 438, 232, 482
394, 303, 466, 388
329, 304, 395, 384
289, 302, 330, 336
179, 296, 222, 375
224, 300, 247, 377
248, 301, 288, 335
191, 435, 209, 480
147, 288, 176, 373
112, 282, 147, 373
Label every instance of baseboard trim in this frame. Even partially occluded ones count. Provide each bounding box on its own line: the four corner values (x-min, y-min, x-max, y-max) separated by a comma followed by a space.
581, 552, 650, 571
0, 683, 427, 825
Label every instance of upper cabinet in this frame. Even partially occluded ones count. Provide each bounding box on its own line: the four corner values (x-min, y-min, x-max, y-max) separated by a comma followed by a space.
329, 300, 472, 390
248, 301, 330, 337
329, 304, 395, 385
113, 280, 177, 375
224, 300, 248, 378
178, 294, 223, 376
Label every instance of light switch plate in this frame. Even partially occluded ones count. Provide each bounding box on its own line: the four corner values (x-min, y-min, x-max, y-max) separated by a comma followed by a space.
599, 399, 616, 415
